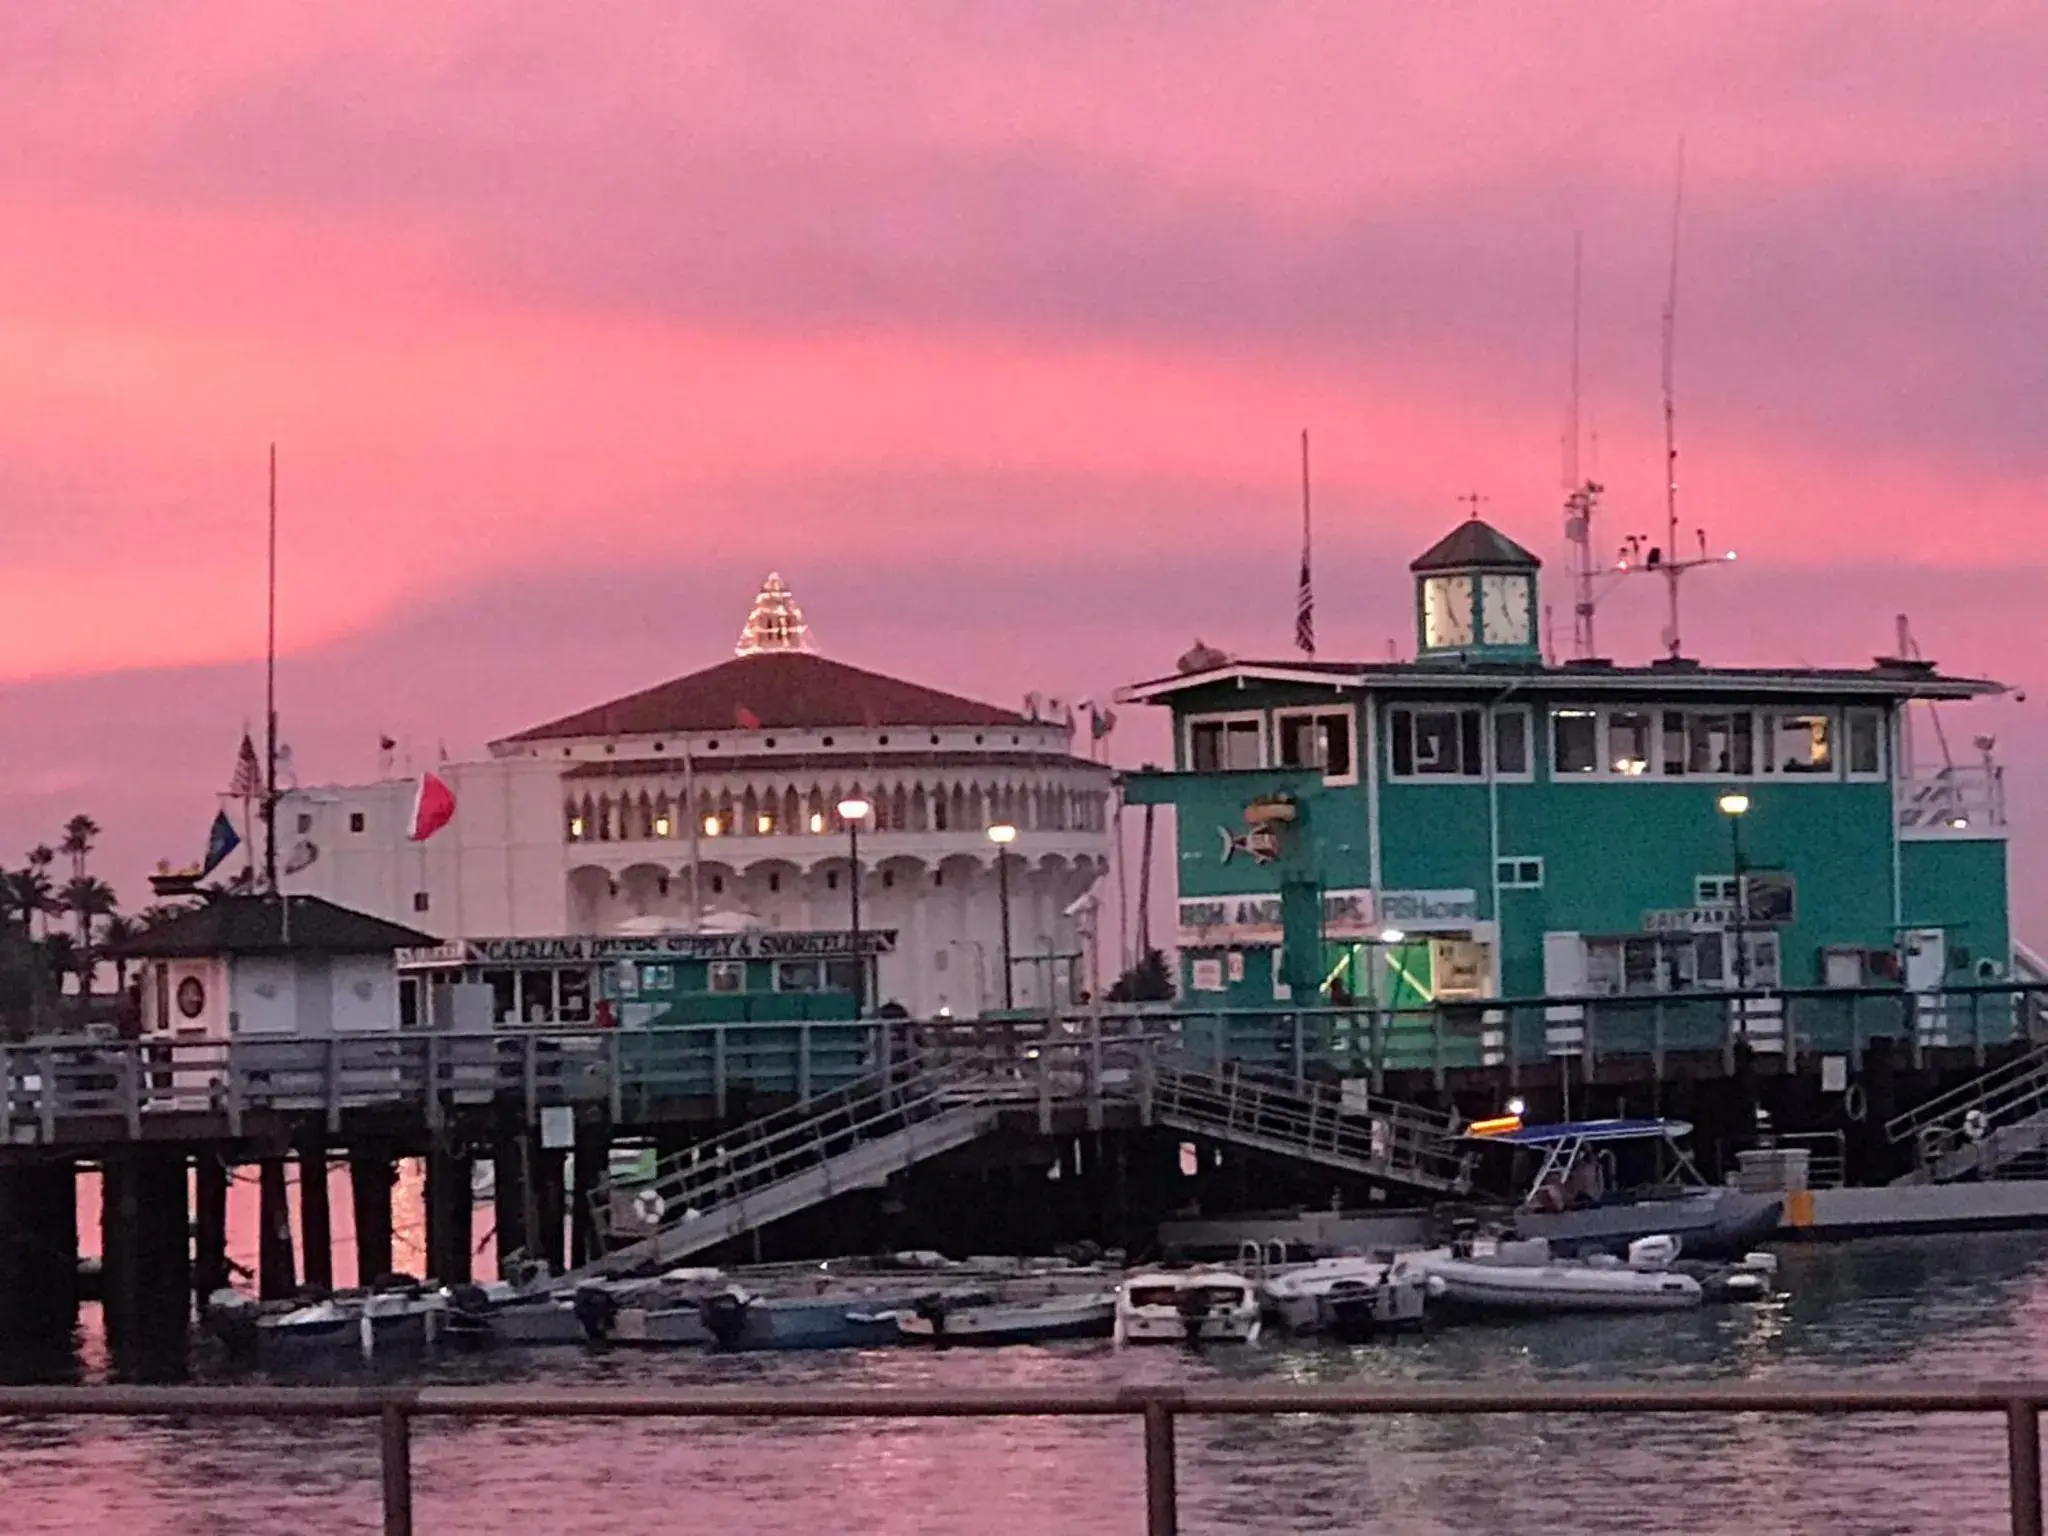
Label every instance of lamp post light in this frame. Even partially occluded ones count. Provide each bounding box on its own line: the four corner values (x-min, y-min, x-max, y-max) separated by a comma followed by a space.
837, 796, 872, 1015
988, 823, 1018, 1010
1716, 790, 1751, 1003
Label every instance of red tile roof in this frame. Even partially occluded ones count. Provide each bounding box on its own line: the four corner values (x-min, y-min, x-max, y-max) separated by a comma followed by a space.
498, 653, 1031, 744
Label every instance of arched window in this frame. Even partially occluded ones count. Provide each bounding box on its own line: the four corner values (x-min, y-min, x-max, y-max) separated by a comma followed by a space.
742, 786, 760, 835
892, 784, 909, 833
967, 784, 984, 830
910, 784, 929, 832
783, 785, 801, 833
949, 785, 966, 831
564, 800, 583, 841
806, 787, 826, 832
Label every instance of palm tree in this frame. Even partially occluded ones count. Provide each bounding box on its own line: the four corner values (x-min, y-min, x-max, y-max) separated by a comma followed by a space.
62, 876, 117, 993
100, 914, 140, 993
37, 932, 79, 1002
10, 867, 56, 941
59, 816, 98, 883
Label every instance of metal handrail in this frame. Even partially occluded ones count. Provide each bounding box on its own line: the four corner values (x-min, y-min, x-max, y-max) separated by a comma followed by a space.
585, 1056, 995, 1245
0, 1381, 2039, 1536
1886, 1044, 2048, 1144
1147, 1056, 1468, 1192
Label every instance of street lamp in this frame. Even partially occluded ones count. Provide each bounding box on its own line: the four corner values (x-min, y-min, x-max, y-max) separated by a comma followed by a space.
837, 796, 872, 1015
988, 823, 1018, 1010
1717, 790, 1751, 1001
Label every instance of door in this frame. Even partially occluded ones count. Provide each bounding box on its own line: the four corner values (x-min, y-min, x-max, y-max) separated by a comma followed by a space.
1542, 932, 1585, 1057
1904, 928, 1948, 1044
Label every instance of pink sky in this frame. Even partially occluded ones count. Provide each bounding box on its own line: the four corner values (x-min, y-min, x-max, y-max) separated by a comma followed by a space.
5, 2, 2045, 925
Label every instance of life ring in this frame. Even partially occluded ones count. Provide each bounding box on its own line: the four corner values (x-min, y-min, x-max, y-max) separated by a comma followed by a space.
1843, 1083, 1867, 1123
1964, 1108, 1988, 1142
632, 1188, 667, 1225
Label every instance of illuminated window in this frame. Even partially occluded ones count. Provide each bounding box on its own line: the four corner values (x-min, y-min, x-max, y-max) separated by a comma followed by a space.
653, 815, 671, 837
1609, 710, 1653, 776
568, 816, 586, 839
702, 815, 721, 837
1764, 711, 1834, 775
757, 814, 775, 834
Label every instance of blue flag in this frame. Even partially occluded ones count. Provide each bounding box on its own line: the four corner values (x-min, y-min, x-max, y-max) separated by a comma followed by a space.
199, 810, 241, 879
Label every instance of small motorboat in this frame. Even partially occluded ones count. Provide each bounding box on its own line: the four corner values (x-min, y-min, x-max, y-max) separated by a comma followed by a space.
217, 1276, 493, 1356
894, 1289, 1117, 1346
1115, 1270, 1262, 1345
1261, 1255, 1427, 1339
1464, 1117, 1781, 1260
1417, 1233, 1703, 1314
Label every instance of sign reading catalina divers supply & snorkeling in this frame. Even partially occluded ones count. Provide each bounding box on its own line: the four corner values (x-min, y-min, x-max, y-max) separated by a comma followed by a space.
1178, 889, 1376, 947
398, 930, 899, 968
1374, 889, 1480, 931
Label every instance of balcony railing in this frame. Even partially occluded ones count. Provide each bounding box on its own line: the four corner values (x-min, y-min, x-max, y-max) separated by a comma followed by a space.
0, 1381, 2040, 1536
1899, 764, 2006, 832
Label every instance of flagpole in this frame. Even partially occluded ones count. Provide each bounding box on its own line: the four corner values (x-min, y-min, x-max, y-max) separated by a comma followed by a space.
684, 745, 703, 931
265, 444, 288, 945
1293, 428, 1318, 660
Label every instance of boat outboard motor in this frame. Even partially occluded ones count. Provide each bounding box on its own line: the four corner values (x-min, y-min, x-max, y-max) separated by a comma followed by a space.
572, 1285, 619, 1342
699, 1287, 752, 1349
912, 1293, 950, 1340
1626, 1234, 1682, 1271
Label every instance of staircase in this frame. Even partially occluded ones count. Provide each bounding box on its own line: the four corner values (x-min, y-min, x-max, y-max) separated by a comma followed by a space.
1887, 1044, 2048, 1184
579, 1058, 1005, 1276
1144, 1054, 1471, 1195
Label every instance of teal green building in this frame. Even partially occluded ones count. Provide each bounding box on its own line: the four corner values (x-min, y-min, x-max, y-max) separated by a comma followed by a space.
1120, 519, 2013, 1067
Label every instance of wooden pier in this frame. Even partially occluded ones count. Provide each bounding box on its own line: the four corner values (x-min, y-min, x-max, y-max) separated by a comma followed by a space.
0, 983, 2037, 1350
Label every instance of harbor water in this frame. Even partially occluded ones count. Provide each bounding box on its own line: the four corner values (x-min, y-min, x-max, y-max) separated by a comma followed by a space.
3, 1234, 2047, 1533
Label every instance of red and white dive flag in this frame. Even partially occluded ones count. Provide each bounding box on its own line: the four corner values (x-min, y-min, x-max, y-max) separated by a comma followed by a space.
409, 771, 456, 841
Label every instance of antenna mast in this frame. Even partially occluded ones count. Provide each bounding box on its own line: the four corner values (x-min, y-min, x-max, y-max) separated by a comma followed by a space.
1613, 139, 1736, 659
263, 443, 280, 896
1660, 141, 1685, 658
1562, 232, 1606, 660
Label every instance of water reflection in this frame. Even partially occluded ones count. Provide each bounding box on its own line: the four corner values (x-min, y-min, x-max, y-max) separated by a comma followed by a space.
0, 1234, 2045, 1533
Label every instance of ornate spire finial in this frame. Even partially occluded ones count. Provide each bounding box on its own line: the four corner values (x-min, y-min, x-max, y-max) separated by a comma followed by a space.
735, 572, 817, 657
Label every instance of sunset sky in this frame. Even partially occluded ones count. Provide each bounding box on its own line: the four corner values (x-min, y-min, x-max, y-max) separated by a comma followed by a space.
4, 2, 2044, 920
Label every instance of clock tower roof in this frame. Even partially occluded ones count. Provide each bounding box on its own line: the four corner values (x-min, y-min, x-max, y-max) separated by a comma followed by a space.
1410, 518, 1541, 573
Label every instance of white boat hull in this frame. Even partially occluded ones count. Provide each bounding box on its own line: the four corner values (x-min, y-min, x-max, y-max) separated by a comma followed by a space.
1422, 1257, 1703, 1313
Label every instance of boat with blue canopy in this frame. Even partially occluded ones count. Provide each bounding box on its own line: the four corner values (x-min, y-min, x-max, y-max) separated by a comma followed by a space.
1463, 1115, 1780, 1259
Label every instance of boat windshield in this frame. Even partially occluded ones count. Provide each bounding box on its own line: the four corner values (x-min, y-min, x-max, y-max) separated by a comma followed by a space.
1185, 1285, 1249, 1307
1125, 1285, 1180, 1308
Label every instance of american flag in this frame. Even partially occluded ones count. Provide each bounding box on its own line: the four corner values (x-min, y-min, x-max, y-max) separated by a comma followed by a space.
1295, 429, 1315, 657
228, 732, 262, 799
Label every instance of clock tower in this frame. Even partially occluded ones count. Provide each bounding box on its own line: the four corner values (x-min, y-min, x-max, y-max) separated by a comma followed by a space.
1410, 517, 1543, 662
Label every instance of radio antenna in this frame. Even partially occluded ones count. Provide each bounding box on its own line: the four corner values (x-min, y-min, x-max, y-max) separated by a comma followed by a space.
1562, 233, 1606, 659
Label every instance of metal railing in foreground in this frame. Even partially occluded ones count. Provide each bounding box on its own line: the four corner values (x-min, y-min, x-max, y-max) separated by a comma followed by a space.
0, 1381, 2043, 1536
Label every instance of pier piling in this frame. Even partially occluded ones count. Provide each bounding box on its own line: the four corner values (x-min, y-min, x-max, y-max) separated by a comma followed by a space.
349, 1150, 395, 1285
424, 1149, 472, 1285
491, 1136, 528, 1274
193, 1152, 229, 1305
299, 1142, 333, 1293
257, 1158, 297, 1300
0, 1160, 77, 1343
569, 1124, 608, 1267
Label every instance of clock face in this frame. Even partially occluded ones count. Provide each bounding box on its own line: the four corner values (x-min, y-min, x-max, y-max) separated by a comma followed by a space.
1480, 573, 1532, 646
1422, 576, 1475, 649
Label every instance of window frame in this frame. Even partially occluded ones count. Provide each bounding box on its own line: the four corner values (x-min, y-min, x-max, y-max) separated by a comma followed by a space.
1273, 704, 1359, 786
1549, 707, 1602, 777
1496, 856, 1544, 889
1491, 706, 1534, 782
1386, 704, 1486, 781
1843, 707, 1888, 781
1183, 710, 1268, 774
1759, 708, 1838, 779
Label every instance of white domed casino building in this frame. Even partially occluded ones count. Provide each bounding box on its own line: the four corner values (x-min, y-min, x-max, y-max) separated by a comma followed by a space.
277, 576, 1115, 1017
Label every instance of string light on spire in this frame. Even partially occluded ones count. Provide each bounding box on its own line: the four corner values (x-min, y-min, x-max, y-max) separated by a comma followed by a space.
735, 573, 818, 657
